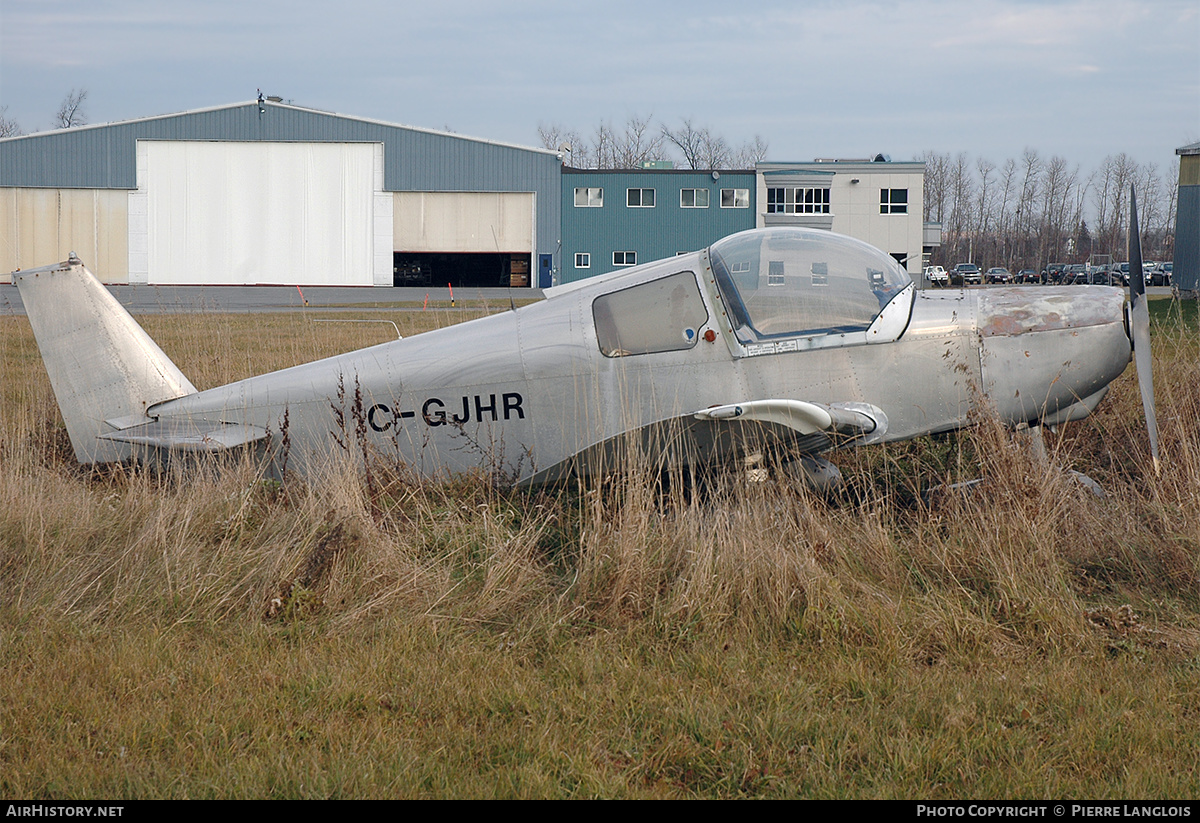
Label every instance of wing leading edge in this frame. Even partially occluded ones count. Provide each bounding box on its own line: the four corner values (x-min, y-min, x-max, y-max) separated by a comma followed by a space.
693, 399, 888, 447
521, 398, 889, 486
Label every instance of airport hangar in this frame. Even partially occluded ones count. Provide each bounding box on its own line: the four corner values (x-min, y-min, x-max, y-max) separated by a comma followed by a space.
0, 99, 933, 288
0, 100, 562, 288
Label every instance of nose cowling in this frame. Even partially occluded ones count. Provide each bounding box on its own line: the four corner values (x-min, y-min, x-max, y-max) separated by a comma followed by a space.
976, 286, 1131, 426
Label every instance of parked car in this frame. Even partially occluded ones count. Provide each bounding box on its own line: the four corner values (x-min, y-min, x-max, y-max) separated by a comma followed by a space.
1153, 262, 1172, 287
1017, 268, 1041, 284
924, 265, 949, 287
985, 267, 1012, 284
950, 263, 982, 286
1061, 264, 1088, 284
1044, 263, 1065, 283
1110, 262, 1132, 286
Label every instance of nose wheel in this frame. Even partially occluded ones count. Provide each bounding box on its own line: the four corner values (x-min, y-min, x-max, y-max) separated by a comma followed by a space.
782, 454, 843, 493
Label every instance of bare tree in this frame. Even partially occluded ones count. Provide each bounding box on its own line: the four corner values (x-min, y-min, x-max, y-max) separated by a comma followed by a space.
1070, 175, 1092, 259
1160, 164, 1179, 262
661, 118, 706, 169
613, 114, 667, 169
975, 156, 998, 249
662, 118, 734, 169
1092, 153, 1138, 256
537, 121, 589, 167
1016, 148, 1042, 248
540, 115, 670, 169
1092, 160, 1118, 255
911, 146, 1180, 269
54, 88, 88, 129
995, 158, 1018, 268
1136, 162, 1162, 255
946, 152, 975, 261
697, 133, 732, 169
921, 150, 949, 223
589, 121, 617, 169
544, 115, 761, 170
0, 106, 21, 138
1038, 156, 1078, 266
536, 122, 562, 150
730, 135, 769, 169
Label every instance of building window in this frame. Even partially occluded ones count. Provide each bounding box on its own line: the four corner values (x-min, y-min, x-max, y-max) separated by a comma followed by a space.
680, 188, 709, 208
627, 188, 655, 207
575, 253, 591, 269
613, 251, 638, 267
574, 187, 603, 207
721, 188, 750, 208
880, 188, 908, 214
767, 260, 786, 287
766, 187, 830, 214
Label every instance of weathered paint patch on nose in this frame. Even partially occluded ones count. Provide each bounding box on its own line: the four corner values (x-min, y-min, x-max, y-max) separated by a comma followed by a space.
978, 285, 1131, 425
978, 286, 1124, 338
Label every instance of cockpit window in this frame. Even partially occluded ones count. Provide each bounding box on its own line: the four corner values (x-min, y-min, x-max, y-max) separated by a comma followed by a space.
708, 228, 911, 345
593, 271, 709, 357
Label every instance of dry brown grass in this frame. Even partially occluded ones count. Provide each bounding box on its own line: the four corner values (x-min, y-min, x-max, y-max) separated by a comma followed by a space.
1, 300, 1198, 798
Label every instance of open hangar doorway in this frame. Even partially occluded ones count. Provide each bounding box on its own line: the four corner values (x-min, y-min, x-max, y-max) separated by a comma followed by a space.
391, 191, 537, 289
393, 252, 532, 288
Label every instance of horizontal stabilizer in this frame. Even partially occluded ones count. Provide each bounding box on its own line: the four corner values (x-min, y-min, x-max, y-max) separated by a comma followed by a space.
99, 418, 269, 452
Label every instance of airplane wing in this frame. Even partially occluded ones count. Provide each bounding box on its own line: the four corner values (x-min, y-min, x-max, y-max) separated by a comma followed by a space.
522, 399, 890, 486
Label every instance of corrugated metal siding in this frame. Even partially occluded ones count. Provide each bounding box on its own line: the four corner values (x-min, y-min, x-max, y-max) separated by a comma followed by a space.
0, 103, 558, 190
1173, 152, 1199, 292
560, 169, 756, 283
0, 102, 562, 265
1175, 184, 1199, 292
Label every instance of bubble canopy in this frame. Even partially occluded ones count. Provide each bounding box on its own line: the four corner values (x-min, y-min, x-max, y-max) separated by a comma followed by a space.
707, 228, 912, 346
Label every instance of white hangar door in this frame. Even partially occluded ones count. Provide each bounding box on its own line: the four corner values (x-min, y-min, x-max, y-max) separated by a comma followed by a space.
129, 141, 392, 286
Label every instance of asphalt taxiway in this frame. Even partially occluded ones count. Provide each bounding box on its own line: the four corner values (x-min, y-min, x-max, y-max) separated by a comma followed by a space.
0, 284, 544, 316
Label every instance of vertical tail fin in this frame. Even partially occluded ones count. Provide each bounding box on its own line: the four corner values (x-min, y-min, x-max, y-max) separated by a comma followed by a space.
15, 256, 197, 463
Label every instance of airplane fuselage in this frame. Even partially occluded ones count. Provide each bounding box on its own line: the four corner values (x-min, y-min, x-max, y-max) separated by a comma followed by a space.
150, 247, 1130, 484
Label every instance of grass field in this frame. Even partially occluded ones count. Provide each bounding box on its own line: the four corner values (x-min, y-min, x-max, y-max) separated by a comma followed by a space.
1, 298, 1198, 798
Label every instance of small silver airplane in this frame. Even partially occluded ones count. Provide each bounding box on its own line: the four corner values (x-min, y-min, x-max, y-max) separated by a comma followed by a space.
12, 191, 1157, 488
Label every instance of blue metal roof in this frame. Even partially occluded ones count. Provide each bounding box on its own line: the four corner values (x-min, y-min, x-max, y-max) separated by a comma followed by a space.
0, 101, 559, 192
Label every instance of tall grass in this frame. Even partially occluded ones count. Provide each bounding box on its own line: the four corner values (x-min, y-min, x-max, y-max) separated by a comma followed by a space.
1, 302, 1198, 797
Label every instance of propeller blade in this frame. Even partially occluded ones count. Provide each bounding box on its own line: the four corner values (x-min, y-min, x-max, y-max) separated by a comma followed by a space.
1128, 186, 1160, 474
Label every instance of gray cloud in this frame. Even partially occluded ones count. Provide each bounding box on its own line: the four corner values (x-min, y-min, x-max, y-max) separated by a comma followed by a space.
2, 0, 1196, 171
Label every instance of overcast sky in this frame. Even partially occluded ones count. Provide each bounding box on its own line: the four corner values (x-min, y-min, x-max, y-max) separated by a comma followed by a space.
1, 0, 1197, 176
